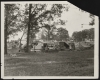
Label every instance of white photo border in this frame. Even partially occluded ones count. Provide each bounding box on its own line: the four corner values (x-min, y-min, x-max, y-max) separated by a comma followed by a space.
1, 1, 99, 79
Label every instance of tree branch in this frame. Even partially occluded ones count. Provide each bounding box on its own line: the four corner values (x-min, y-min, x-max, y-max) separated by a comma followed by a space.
32, 10, 51, 23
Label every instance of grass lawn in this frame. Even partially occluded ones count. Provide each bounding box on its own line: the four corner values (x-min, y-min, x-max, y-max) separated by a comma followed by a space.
4, 49, 94, 76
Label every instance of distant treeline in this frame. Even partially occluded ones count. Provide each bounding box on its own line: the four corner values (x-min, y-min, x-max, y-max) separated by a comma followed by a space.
72, 28, 94, 42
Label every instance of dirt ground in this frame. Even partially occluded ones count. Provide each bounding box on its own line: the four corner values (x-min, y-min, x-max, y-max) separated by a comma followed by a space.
4, 49, 94, 76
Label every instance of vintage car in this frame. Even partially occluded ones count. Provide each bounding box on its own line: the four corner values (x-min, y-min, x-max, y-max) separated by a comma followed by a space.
41, 42, 59, 52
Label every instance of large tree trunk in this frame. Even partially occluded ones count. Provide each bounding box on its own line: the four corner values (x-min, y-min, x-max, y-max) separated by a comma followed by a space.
5, 16, 8, 54
26, 4, 32, 52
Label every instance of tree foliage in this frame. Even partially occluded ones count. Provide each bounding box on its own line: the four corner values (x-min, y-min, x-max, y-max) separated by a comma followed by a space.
4, 4, 70, 52
4, 4, 22, 38
89, 14, 95, 25
4, 4, 23, 54
23, 4, 69, 45
72, 28, 94, 42
55, 27, 69, 41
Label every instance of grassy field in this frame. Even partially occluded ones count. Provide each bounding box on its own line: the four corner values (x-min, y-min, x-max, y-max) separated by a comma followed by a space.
4, 49, 94, 76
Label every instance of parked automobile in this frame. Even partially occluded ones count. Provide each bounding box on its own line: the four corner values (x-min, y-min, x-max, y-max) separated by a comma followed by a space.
41, 42, 59, 52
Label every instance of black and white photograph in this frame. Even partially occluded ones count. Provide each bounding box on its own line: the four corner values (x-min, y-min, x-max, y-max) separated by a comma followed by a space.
1, 1, 99, 79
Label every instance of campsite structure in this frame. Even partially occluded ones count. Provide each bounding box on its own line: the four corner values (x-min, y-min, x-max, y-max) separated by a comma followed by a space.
7, 38, 94, 54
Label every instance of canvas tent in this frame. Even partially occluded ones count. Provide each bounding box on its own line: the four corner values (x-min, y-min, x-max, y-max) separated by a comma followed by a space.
58, 41, 70, 50
31, 41, 44, 51
31, 41, 69, 52
30, 40, 58, 52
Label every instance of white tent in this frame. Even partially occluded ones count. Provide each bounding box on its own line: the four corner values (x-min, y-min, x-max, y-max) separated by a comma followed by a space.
31, 41, 44, 51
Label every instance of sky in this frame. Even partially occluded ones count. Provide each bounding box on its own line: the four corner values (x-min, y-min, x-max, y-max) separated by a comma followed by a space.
8, 1, 97, 41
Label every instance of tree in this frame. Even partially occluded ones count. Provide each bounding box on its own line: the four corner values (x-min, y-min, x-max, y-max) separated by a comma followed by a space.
81, 29, 89, 41
72, 31, 83, 42
40, 19, 67, 41
88, 28, 94, 40
72, 28, 94, 42
56, 27, 69, 41
24, 4, 69, 52
89, 14, 95, 25
4, 4, 20, 54
72, 31, 78, 42
18, 28, 27, 50
26, 4, 32, 52
42, 24, 57, 40
79, 9, 95, 26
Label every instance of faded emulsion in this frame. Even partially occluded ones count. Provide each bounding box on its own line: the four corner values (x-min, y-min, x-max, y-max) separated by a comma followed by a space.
1, 1, 99, 79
